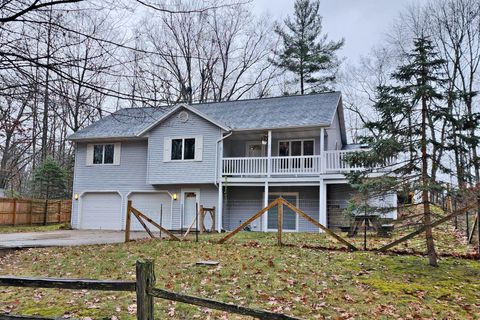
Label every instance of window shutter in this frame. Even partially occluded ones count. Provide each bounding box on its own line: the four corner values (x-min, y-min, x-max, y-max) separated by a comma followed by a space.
164, 137, 172, 162
194, 135, 203, 161
113, 143, 121, 165
85, 144, 93, 166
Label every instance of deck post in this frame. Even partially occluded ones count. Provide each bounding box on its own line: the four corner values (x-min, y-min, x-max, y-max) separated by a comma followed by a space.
320, 127, 325, 173
263, 182, 269, 232
319, 179, 327, 232
217, 181, 223, 233
267, 130, 272, 177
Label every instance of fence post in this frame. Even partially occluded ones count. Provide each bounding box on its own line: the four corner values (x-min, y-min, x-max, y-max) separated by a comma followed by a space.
58, 201, 62, 223
136, 260, 155, 320
43, 199, 48, 226
125, 200, 132, 243
12, 199, 17, 226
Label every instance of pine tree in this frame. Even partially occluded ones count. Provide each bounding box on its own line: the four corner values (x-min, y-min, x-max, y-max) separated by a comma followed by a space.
32, 156, 67, 199
271, 0, 344, 94
347, 37, 447, 266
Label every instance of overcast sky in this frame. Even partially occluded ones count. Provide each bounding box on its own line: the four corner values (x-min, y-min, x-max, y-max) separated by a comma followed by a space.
252, 0, 428, 64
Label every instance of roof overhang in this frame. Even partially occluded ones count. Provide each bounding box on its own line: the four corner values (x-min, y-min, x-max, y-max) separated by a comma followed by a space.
69, 136, 148, 142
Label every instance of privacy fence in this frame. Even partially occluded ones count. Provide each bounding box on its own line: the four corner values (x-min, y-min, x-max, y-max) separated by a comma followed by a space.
0, 198, 71, 226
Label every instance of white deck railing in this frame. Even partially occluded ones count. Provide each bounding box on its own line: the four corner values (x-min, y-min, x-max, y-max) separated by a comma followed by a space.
222, 150, 364, 177
222, 157, 268, 176
270, 155, 321, 175
323, 150, 364, 172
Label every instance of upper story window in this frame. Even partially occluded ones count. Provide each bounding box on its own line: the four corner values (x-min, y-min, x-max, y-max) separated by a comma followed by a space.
164, 136, 203, 162
94, 144, 114, 164
279, 139, 314, 156
171, 138, 195, 160
86, 143, 121, 166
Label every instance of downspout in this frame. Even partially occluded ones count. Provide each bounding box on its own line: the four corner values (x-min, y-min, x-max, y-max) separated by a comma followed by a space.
215, 131, 233, 187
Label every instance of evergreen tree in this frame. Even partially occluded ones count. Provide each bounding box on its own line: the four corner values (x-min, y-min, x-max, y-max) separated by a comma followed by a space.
347, 37, 447, 266
271, 0, 344, 94
32, 156, 67, 199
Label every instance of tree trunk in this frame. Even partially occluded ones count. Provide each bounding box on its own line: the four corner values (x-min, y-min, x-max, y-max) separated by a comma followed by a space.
41, 7, 53, 162
422, 95, 438, 267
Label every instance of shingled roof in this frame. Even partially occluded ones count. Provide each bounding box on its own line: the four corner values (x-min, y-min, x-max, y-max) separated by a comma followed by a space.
69, 92, 342, 140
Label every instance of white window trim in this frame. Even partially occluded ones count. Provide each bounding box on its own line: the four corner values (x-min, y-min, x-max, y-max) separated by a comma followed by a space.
278, 139, 315, 156
86, 143, 121, 166
164, 135, 203, 162
265, 192, 299, 232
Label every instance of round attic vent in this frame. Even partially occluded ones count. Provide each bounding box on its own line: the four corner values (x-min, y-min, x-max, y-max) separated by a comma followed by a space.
178, 111, 189, 122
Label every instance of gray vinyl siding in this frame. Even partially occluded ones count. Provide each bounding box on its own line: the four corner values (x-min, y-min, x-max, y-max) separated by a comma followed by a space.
147, 109, 223, 184
165, 184, 219, 229
72, 140, 158, 228
72, 140, 219, 230
326, 111, 342, 150
223, 186, 319, 232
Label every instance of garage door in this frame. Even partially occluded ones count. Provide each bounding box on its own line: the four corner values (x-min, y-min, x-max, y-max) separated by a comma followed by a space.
81, 192, 122, 230
128, 192, 172, 231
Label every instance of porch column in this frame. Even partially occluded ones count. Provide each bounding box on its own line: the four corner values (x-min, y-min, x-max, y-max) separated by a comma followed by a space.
263, 182, 269, 232
319, 179, 327, 232
217, 181, 223, 232
320, 127, 325, 173
267, 130, 272, 177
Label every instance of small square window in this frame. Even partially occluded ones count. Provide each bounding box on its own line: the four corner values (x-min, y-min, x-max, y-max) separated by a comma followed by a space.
92, 143, 116, 164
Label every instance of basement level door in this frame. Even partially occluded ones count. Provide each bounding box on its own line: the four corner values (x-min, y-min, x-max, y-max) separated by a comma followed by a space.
267, 194, 297, 231
183, 191, 198, 228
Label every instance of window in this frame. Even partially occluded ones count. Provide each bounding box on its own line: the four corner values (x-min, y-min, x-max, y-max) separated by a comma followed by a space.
278, 140, 315, 156
93, 144, 114, 164
278, 139, 315, 169
87, 143, 120, 166
165, 136, 202, 161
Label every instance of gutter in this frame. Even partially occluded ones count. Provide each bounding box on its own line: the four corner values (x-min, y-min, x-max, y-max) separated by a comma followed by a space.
214, 131, 233, 187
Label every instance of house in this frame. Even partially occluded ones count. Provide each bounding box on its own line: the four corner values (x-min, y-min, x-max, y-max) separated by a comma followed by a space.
68, 92, 397, 232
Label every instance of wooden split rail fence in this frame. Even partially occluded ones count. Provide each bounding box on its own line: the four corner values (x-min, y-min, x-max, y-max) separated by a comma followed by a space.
0, 260, 300, 320
0, 198, 71, 226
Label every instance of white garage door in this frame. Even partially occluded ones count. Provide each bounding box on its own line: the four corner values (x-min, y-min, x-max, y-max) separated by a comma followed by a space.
81, 193, 122, 230
129, 192, 172, 231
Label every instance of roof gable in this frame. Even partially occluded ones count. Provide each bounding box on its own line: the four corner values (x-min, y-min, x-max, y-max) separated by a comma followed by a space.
138, 104, 230, 136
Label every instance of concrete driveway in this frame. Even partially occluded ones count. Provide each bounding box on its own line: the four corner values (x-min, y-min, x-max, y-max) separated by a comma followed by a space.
0, 230, 154, 249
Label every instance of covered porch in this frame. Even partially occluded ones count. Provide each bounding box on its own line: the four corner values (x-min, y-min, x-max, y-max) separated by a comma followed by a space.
220, 128, 363, 179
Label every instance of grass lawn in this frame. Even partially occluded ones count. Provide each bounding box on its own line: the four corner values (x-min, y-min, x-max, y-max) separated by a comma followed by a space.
0, 223, 70, 234
0, 232, 479, 319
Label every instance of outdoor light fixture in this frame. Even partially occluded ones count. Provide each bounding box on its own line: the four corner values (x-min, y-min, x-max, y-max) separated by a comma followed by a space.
172, 193, 178, 201
74, 193, 79, 200
261, 134, 268, 145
